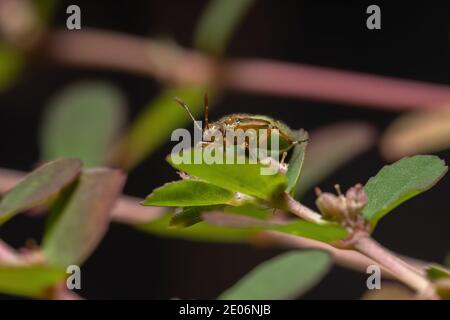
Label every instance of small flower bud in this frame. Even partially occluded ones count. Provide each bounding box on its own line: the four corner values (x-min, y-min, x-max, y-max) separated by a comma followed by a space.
345, 183, 368, 213
315, 192, 346, 222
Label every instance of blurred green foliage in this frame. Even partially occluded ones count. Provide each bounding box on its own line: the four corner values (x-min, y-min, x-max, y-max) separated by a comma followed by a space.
194, 0, 255, 55
0, 45, 24, 92
43, 168, 125, 267
40, 82, 126, 167
0, 158, 81, 225
34, 0, 58, 22
426, 265, 450, 281
218, 250, 331, 300
0, 266, 66, 298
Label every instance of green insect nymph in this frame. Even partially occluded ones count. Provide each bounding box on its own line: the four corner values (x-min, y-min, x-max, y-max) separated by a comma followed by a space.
174, 95, 307, 157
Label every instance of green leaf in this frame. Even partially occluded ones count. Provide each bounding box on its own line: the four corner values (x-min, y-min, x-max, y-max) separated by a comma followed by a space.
194, 0, 255, 55
0, 265, 66, 298
167, 148, 288, 202
296, 122, 376, 197
426, 265, 450, 281
224, 204, 271, 220
43, 168, 126, 267
170, 204, 269, 228
114, 86, 209, 170
362, 155, 447, 225
0, 158, 82, 225
137, 214, 255, 243
218, 250, 331, 300
40, 81, 126, 167
0, 45, 24, 92
203, 211, 276, 228
139, 209, 346, 244
202, 211, 347, 243
170, 205, 223, 228
142, 180, 235, 207
446, 253, 450, 268
274, 220, 348, 243
285, 130, 308, 194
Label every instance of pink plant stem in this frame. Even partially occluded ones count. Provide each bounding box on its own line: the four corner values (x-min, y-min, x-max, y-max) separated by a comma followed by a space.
44, 29, 450, 111
264, 231, 396, 279
354, 236, 431, 293
225, 60, 450, 111
0, 239, 22, 265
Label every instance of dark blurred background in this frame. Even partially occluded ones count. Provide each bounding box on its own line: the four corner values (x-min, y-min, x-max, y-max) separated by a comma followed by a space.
0, 0, 449, 299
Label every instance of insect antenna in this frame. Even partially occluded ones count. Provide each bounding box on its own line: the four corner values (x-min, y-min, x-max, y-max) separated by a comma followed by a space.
174, 97, 203, 132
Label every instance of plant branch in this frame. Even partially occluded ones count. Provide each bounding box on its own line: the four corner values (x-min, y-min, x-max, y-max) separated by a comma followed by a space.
281, 192, 324, 224
0, 167, 432, 281
41, 29, 218, 87
225, 59, 450, 111
353, 236, 433, 295
39, 29, 450, 111
279, 191, 435, 295
263, 231, 397, 278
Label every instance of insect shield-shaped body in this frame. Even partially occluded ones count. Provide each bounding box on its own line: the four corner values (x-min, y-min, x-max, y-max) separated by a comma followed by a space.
174, 95, 305, 170
206, 113, 298, 153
